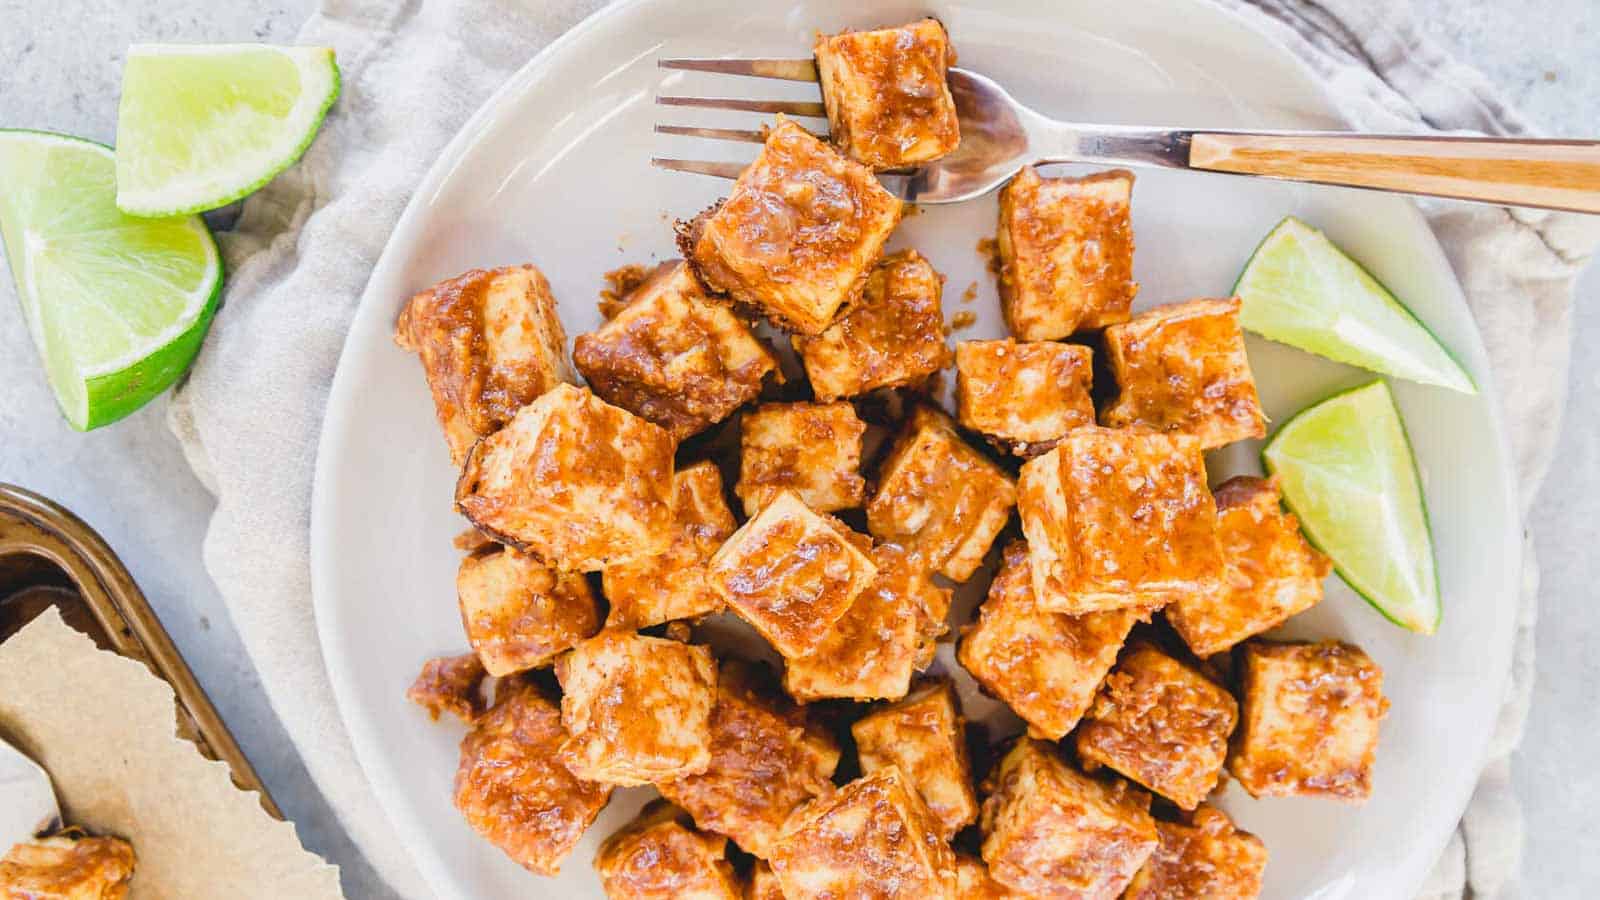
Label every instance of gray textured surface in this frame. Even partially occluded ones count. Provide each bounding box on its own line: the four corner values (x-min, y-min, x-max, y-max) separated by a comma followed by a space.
0, 1, 1596, 899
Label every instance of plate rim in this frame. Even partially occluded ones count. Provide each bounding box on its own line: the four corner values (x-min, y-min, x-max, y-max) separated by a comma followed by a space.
309, 2, 1522, 896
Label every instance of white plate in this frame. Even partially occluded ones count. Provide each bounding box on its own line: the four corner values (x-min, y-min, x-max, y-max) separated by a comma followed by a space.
311, 2, 1520, 897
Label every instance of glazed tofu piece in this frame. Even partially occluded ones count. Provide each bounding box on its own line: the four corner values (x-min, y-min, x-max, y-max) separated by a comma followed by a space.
955, 338, 1095, 457
556, 628, 718, 786
814, 18, 960, 169
851, 679, 979, 839
957, 541, 1143, 740
1166, 476, 1332, 657
0, 835, 136, 900
455, 383, 676, 572
793, 249, 952, 401
1123, 806, 1268, 900
736, 401, 867, 516
682, 118, 902, 335
1229, 640, 1389, 802
707, 491, 879, 658
1017, 426, 1221, 615
979, 739, 1157, 899
658, 661, 841, 858
1074, 645, 1238, 810
954, 853, 1025, 899
1101, 298, 1265, 449
602, 461, 737, 630
573, 260, 780, 440
406, 652, 487, 722
996, 167, 1136, 340
596, 800, 743, 900
457, 544, 601, 675
770, 767, 957, 900
866, 406, 1017, 582
747, 862, 786, 900
395, 264, 576, 465
783, 543, 952, 702
454, 680, 613, 875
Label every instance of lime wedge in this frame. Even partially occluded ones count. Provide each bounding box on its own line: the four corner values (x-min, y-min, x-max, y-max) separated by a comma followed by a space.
1263, 381, 1439, 633
1235, 216, 1475, 394
115, 44, 339, 217
0, 130, 222, 430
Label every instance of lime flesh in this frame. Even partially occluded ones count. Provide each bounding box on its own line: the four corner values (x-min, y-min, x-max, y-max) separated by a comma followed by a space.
116, 44, 339, 217
1235, 216, 1476, 394
1263, 380, 1440, 633
0, 130, 222, 430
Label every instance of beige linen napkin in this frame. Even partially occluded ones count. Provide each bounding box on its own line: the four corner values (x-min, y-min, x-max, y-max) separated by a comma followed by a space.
167, 0, 1599, 897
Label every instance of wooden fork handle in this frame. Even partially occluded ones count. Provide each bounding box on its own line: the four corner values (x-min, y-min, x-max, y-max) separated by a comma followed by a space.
1188, 133, 1600, 214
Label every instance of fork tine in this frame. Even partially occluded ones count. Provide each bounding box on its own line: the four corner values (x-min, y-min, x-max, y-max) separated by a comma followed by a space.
656, 95, 828, 117
655, 124, 830, 143
659, 57, 819, 82
651, 158, 747, 179
655, 125, 766, 144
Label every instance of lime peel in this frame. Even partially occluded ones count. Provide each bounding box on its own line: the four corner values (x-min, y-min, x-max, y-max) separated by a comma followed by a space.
0, 130, 222, 430
1263, 380, 1441, 634
1235, 216, 1476, 395
115, 43, 340, 217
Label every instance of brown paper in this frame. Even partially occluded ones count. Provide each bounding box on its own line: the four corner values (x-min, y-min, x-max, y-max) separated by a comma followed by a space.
0, 608, 345, 899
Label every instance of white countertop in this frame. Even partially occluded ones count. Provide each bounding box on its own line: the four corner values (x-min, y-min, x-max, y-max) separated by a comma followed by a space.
2, 1, 1596, 897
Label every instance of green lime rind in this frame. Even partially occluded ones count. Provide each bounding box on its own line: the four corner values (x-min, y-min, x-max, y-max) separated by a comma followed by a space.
1263, 380, 1441, 634
1234, 216, 1477, 395
79, 259, 222, 429
0, 129, 222, 430
115, 44, 341, 218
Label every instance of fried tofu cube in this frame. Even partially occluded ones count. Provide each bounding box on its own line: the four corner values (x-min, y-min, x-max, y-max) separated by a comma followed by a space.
957, 541, 1142, 740
866, 406, 1016, 582
770, 767, 957, 900
747, 862, 786, 900
454, 680, 613, 875
814, 18, 960, 169
602, 461, 737, 630
682, 118, 902, 335
996, 167, 1136, 340
794, 249, 952, 401
455, 383, 676, 572
736, 401, 867, 516
1101, 298, 1265, 449
1017, 427, 1221, 615
783, 543, 951, 702
407, 653, 487, 722
457, 545, 601, 675
395, 264, 574, 465
596, 800, 743, 900
1166, 476, 1332, 657
851, 679, 978, 839
954, 853, 1025, 899
708, 491, 879, 658
1124, 806, 1268, 900
556, 628, 718, 786
1229, 640, 1389, 802
659, 661, 841, 858
0, 835, 136, 900
1074, 645, 1238, 810
979, 738, 1157, 899
573, 260, 780, 440
955, 338, 1095, 457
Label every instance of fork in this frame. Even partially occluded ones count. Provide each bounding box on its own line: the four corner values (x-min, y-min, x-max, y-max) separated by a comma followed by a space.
654, 59, 1600, 214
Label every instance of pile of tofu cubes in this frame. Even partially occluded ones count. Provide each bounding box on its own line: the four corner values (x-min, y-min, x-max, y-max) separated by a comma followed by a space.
396, 16, 1391, 900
